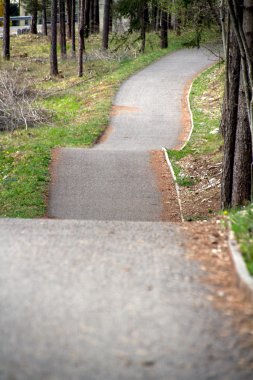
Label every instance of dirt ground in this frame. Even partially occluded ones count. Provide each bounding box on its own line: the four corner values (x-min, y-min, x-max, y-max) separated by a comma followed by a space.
184, 220, 253, 365
179, 154, 222, 221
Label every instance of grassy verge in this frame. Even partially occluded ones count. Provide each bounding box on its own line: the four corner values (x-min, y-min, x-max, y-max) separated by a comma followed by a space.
168, 63, 224, 176
229, 206, 253, 275
0, 29, 219, 218
167, 63, 224, 220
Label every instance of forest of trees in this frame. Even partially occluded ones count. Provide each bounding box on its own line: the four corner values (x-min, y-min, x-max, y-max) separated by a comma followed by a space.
1, 0, 253, 210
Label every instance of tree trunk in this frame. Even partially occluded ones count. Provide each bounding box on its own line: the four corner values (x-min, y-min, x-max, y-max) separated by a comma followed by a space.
50, 0, 58, 75
78, 0, 85, 77
90, 0, 95, 34
84, 0, 90, 38
42, 0, 48, 36
3, 0, 10, 60
140, 1, 147, 53
232, 70, 252, 206
221, 31, 241, 209
168, 13, 172, 30
66, 0, 72, 39
94, 0, 99, 33
160, 10, 168, 49
102, 0, 110, 49
59, 0, 67, 59
109, 0, 113, 32
156, 8, 161, 31
31, 9, 38, 34
231, 0, 253, 205
71, 0, 76, 57
151, 3, 157, 31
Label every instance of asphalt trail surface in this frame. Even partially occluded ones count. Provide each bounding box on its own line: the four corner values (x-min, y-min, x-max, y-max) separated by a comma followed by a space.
1, 49, 252, 380
47, 48, 213, 220
1, 219, 252, 380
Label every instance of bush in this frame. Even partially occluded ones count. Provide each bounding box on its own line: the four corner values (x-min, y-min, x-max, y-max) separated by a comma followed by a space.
0, 70, 48, 131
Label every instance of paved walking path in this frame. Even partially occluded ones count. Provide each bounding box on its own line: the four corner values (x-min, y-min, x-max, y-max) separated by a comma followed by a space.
1, 49, 253, 380
48, 48, 212, 220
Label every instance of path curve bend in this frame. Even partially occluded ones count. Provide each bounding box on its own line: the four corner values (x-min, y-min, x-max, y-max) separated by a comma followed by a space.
48, 48, 214, 221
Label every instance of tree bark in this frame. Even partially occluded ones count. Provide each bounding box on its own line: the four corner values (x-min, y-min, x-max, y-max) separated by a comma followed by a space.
3, 0, 10, 60
31, 9, 38, 34
232, 70, 252, 206
42, 0, 48, 36
71, 0, 76, 57
50, 0, 58, 76
151, 2, 157, 31
66, 0, 72, 39
109, 0, 113, 32
78, 0, 85, 77
231, 0, 253, 205
59, 0, 67, 59
94, 0, 99, 33
156, 8, 161, 31
160, 10, 168, 49
102, 0, 110, 49
221, 31, 241, 209
90, 0, 95, 34
84, 0, 90, 38
140, 1, 147, 53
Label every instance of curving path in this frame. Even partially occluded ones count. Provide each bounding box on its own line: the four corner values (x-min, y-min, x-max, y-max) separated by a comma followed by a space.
1, 48, 253, 380
47, 48, 213, 221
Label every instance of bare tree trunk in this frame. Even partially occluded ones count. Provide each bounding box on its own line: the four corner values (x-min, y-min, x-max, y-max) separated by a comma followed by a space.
3, 0, 10, 60
50, 0, 59, 75
102, 0, 110, 49
140, 1, 147, 53
151, 2, 157, 31
42, 0, 48, 36
221, 31, 241, 209
90, 0, 95, 34
31, 9, 38, 34
109, 0, 113, 32
78, 0, 85, 77
94, 0, 99, 33
168, 12, 172, 29
84, 0, 91, 38
66, 0, 72, 39
59, 0, 67, 59
71, 0, 76, 57
160, 10, 168, 49
232, 70, 252, 206
231, 0, 253, 205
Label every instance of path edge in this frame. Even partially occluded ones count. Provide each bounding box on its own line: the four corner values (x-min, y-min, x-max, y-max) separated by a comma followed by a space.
162, 148, 184, 223
228, 229, 253, 302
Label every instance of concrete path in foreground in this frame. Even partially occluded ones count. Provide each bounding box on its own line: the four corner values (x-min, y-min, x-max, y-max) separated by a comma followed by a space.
1, 219, 252, 380
48, 48, 213, 220
1, 48, 253, 380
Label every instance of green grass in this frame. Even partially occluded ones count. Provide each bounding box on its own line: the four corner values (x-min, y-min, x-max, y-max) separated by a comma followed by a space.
229, 206, 253, 275
167, 63, 224, 184
0, 28, 220, 218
